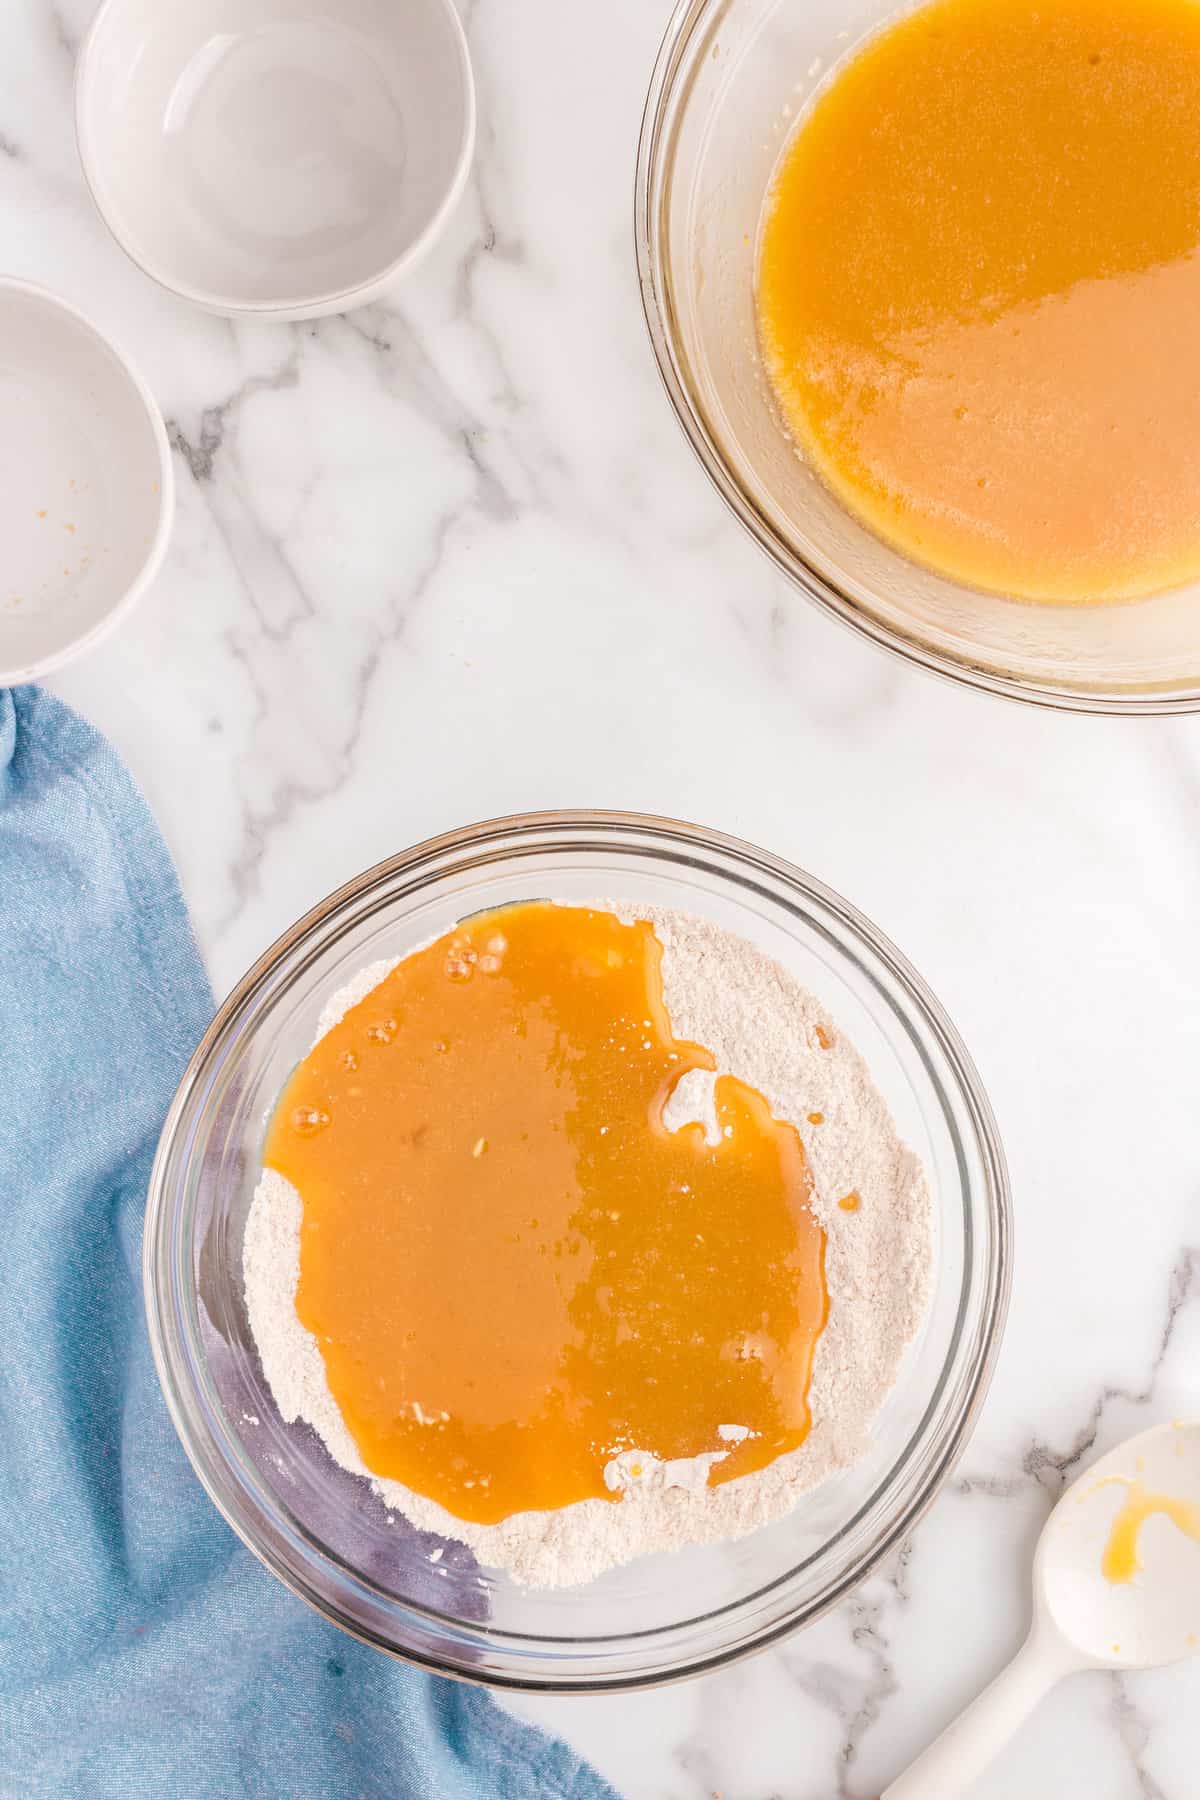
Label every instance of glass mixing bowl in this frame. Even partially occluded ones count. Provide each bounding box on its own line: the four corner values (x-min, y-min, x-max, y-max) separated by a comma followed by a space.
145, 812, 1010, 1690
636, 0, 1200, 713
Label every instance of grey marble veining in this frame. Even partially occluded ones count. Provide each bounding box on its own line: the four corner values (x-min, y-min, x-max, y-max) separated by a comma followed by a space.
3, 0, 1198, 1793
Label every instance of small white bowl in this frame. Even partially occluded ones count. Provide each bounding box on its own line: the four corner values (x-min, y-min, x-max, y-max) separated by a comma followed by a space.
0, 280, 172, 686
75, 0, 476, 321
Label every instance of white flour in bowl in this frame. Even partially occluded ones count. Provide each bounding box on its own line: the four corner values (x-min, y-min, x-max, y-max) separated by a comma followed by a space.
243, 905, 932, 1588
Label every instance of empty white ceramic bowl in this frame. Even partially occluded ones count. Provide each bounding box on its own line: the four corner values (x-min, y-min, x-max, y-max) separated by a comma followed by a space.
75, 0, 476, 321
0, 280, 172, 686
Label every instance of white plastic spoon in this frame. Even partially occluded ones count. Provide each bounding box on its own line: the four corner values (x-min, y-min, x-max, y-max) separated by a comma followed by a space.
883, 1420, 1200, 1799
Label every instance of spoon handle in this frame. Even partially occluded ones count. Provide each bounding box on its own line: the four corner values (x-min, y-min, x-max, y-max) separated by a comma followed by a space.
881, 1629, 1072, 1800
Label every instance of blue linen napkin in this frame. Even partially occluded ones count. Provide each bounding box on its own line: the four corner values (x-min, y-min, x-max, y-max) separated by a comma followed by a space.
0, 686, 616, 1800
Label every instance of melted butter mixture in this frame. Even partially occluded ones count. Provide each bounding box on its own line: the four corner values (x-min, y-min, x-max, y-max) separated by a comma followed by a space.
758, 0, 1200, 604
265, 902, 828, 1526
1101, 1478, 1200, 1583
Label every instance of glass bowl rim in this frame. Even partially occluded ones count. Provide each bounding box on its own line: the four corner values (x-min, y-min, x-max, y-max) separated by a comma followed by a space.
144, 808, 1012, 1691
633, 0, 1200, 717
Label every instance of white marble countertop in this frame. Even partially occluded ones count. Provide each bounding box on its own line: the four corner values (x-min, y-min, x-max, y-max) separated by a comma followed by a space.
8, 0, 1200, 1792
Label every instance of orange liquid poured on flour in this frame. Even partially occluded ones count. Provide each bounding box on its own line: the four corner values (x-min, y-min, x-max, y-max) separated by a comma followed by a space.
757, 0, 1200, 604
265, 903, 828, 1526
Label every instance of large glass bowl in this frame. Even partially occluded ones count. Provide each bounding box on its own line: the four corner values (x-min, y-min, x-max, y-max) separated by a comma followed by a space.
636, 0, 1200, 712
145, 812, 1010, 1691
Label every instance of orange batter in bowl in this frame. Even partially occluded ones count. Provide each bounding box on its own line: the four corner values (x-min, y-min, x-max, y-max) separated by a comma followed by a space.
757, 0, 1200, 605
265, 903, 828, 1527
